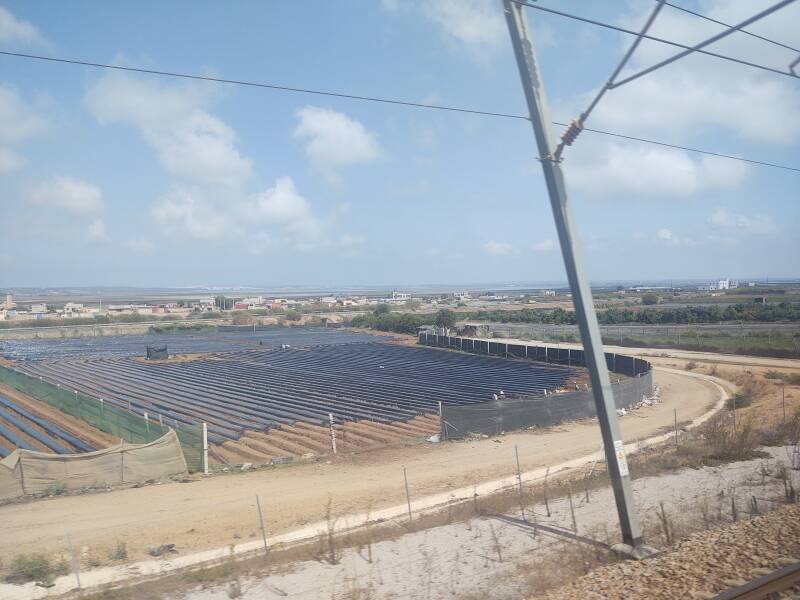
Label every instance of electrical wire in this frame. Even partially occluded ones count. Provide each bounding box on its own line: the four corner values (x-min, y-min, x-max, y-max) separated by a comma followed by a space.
0, 50, 528, 122
663, 1, 800, 54
509, 0, 799, 81
611, 0, 798, 88
0, 49, 798, 173
553, 0, 667, 161
558, 124, 800, 173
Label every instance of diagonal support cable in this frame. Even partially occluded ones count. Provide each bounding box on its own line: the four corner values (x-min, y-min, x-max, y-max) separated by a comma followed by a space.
662, 1, 800, 54
610, 0, 798, 88
553, 0, 667, 161
509, 0, 798, 81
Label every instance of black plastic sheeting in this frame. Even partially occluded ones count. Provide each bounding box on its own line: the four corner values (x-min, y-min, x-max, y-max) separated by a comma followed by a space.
442, 372, 653, 438
146, 345, 168, 360
418, 334, 651, 376
418, 334, 654, 438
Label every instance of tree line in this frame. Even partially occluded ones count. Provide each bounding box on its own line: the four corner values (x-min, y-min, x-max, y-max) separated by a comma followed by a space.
351, 302, 800, 335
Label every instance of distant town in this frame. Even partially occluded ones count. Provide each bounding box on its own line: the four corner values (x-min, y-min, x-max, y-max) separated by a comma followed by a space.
0, 277, 789, 325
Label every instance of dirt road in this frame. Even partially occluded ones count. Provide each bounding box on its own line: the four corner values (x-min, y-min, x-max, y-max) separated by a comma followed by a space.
0, 368, 720, 565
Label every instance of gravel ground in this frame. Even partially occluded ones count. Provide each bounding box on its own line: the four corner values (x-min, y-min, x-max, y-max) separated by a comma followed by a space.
540, 503, 800, 599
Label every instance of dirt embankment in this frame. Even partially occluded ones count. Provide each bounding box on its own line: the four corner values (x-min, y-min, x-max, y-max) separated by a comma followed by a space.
0, 367, 719, 565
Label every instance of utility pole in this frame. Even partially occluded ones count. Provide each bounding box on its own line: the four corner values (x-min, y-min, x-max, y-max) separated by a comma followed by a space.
502, 0, 645, 551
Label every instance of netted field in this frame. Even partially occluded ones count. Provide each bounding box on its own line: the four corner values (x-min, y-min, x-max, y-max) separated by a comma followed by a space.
0, 392, 97, 457
13, 340, 578, 444
0, 326, 377, 361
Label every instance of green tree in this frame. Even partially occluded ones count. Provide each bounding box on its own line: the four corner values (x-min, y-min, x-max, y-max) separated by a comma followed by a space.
641, 293, 659, 306
373, 303, 391, 316
434, 309, 457, 328
214, 295, 230, 310
284, 309, 302, 321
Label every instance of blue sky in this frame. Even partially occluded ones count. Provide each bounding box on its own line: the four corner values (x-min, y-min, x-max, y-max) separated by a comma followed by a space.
0, 0, 798, 288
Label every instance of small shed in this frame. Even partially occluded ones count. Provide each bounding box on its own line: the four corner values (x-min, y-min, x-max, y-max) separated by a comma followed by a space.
146, 345, 168, 360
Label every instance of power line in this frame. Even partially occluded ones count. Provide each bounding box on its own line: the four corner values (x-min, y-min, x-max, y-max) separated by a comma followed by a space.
0, 50, 528, 122
663, 1, 800, 54
509, 0, 799, 81
562, 125, 800, 173
0, 49, 798, 173
554, 0, 667, 160
612, 0, 798, 88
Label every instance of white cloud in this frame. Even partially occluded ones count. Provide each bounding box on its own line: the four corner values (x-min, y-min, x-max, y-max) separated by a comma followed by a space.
655, 228, 696, 247
151, 188, 231, 240
568, 141, 749, 199
384, 0, 506, 59
709, 208, 777, 235
0, 85, 47, 143
0, 6, 47, 47
532, 239, 555, 252
0, 85, 48, 173
124, 239, 154, 252
86, 217, 110, 242
336, 233, 367, 248
483, 241, 514, 256
294, 106, 382, 180
29, 176, 104, 214
0, 146, 22, 173
87, 73, 252, 187
239, 176, 323, 239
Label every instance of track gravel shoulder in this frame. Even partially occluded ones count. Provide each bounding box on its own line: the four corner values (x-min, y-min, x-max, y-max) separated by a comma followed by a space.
540, 503, 800, 600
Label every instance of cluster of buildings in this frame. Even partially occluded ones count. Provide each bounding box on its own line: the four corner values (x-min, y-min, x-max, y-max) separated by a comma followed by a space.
0, 294, 219, 323
0, 288, 567, 324
699, 278, 740, 291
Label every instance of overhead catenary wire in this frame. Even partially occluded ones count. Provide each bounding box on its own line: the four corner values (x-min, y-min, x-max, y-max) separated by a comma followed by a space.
553, 0, 667, 161
611, 0, 798, 88
662, 0, 800, 54
0, 49, 798, 173
509, 0, 800, 81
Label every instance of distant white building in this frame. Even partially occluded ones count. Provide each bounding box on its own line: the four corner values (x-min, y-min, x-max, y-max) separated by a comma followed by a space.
239, 296, 266, 308
4, 294, 14, 309
452, 291, 471, 301
31, 303, 47, 314
391, 291, 411, 301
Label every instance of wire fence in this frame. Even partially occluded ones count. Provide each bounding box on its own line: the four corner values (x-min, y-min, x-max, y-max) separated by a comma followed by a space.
0, 365, 203, 472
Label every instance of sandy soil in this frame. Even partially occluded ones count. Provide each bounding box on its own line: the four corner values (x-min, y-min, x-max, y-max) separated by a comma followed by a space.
174, 447, 800, 600
0, 368, 720, 565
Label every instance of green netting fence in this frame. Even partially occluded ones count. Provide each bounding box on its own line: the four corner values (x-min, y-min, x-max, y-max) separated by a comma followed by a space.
0, 364, 203, 472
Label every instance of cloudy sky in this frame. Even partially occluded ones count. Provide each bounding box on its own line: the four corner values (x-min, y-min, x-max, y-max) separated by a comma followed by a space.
0, 0, 798, 287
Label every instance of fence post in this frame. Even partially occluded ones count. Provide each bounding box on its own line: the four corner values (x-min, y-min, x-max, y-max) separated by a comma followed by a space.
403, 466, 412, 523
144, 411, 150, 433
202, 422, 209, 475
66, 533, 81, 590
329, 413, 337, 454
515, 445, 525, 521
256, 494, 269, 561
438, 401, 444, 440
674, 408, 679, 447
783, 383, 787, 424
